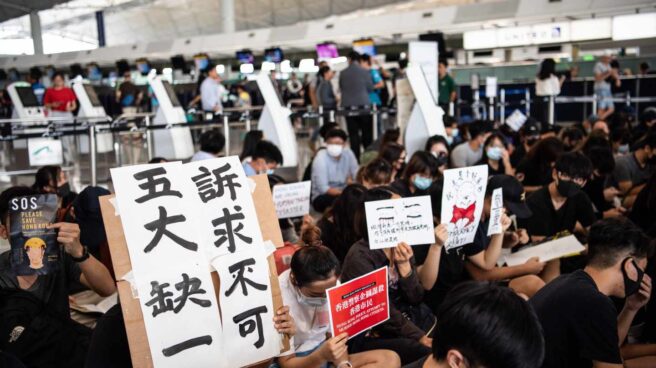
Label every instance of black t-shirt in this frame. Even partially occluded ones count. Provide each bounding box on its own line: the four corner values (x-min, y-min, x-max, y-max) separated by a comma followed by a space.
629, 186, 656, 236
516, 160, 552, 188
391, 179, 414, 198
583, 175, 613, 217
510, 144, 527, 168
402, 355, 428, 368
0, 249, 81, 319
414, 221, 487, 311
519, 186, 596, 238
530, 270, 622, 368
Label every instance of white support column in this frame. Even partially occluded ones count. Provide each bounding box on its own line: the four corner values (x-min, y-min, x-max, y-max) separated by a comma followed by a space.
221, 0, 235, 33
30, 11, 44, 55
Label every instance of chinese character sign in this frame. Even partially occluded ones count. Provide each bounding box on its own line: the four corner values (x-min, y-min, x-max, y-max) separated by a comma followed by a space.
364, 195, 435, 249
212, 249, 281, 368
272, 181, 311, 219
111, 162, 224, 368
183, 157, 263, 260
326, 267, 389, 338
487, 188, 503, 236
441, 165, 488, 250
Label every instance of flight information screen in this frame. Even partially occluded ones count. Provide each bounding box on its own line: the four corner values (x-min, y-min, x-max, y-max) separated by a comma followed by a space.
16, 86, 40, 107
162, 81, 181, 107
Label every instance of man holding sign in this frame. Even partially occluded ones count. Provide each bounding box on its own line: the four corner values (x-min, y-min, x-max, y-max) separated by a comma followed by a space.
278, 246, 400, 368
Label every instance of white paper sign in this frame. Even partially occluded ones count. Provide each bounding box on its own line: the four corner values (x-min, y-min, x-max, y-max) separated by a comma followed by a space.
272, 181, 311, 219
28, 138, 63, 166
487, 188, 503, 236
503, 235, 585, 267
441, 165, 488, 250
365, 195, 435, 249
212, 249, 281, 368
183, 157, 264, 261
137, 265, 224, 368
485, 77, 498, 98
505, 109, 527, 132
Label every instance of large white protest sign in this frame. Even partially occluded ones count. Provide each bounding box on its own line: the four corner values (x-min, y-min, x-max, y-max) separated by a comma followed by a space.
365, 195, 435, 249
441, 165, 488, 250
487, 188, 503, 236
212, 248, 281, 368
272, 181, 311, 219
111, 162, 224, 368
183, 157, 264, 261
503, 235, 585, 267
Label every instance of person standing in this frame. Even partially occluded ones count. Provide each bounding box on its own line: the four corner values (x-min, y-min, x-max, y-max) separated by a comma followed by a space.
200, 63, 225, 119
115, 71, 142, 114
535, 58, 564, 125
43, 73, 76, 119
594, 55, 617, 120
316, 66, 337, 110
339, 51, 374, 161
438, 60, 456, 113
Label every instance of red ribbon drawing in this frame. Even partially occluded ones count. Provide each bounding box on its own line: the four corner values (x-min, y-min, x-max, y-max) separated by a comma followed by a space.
450, 203, 476, 226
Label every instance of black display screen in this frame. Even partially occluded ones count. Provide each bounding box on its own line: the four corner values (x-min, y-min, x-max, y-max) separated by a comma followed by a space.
83, 84, 102, 107
15, 86, 40, 107
162, 81, 181, 107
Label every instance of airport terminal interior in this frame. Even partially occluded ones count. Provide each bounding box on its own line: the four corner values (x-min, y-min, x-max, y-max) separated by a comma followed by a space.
1, 0, 656, 367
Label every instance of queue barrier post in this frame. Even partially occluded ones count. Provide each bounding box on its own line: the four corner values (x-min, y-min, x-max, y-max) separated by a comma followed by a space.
499, 89, 506, 125
548, 95, 555, 126
372, 105, 379, 141
592, 93, 598, 114
223, 114, 230, 156
318, 105, 324, 126
525, 88, 531, 117
88, 123, 97, 187
145, 115, 154, 161
488, 97, 495, 122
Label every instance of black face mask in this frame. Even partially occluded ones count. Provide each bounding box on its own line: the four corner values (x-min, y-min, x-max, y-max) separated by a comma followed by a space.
526, 137, 539, 146
622, 258, 645, 298
556, 179, 581, 198
435, 154, 449, 167
57, 183, 71, 198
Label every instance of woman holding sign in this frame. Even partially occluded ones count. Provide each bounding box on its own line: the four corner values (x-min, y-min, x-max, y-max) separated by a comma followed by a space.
341, 187, 448, 365
277, 245, 400, 368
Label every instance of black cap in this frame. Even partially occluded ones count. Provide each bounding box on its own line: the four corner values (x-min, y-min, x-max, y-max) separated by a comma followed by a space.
524, 120, 541, 137
486, 175, 532, 218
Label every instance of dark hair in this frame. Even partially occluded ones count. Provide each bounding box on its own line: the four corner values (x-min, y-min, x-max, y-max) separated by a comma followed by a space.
148, 157, 168, 164
319, 65, 331, 78
355, 186, 398, 240
360, 53, 372, 64
319, 122, 339, 140
252, 140, 283, 165
467, 120, 491, 140
199, 129, 225, 154
425, 135, 450, 152
325, 128, 348, 142
323, 184, 367, 262
561, 126, 584, 144
290, 245, 341, 287
609, 127, 630, 145
524, 136, 564, 171
33, 165, 61, 193
347, 51, 361, 62
240, 130, 264, 160
581, 129, 611, 152
206, 63, 217, 73
51, 72, 65, 81
433, 281, 545, 368
379, 142, 405, 166
359, 158, 393, 187
480, 132, 507, 162
586, 147, 615, 176
428, 179, 444, 221
633, 132, 656, 151
0, 186, 38, 225
402, 151, 440, 181
640, 62, 650, 71
538, 58, 556, 80
380, 128, 401, 147
439, 59, 448, 67
587, 218, 654, 268
554, 152, 592, 180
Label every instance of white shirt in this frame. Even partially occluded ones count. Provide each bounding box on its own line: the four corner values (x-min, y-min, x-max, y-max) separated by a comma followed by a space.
200, 77, 224, 112
190, 150, 216, 162
535, 75, 561, 96
278, 270, 330, 355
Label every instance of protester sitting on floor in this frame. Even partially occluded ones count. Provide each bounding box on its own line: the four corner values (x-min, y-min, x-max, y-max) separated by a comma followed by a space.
33, 165, 77, 210
357, 158, 394, 189
424, 135, 450, 175
190, 129, 225, 161
390, 151, 441, 198
242, 140, 283, 176
317, 184, 366, 263
613, 132, 656, 209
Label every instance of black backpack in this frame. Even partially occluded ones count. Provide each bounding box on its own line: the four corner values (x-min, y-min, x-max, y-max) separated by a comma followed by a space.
0, 288, 91, 368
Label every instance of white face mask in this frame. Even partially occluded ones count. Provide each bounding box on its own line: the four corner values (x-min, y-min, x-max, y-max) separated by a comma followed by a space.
326, 144, 343, 158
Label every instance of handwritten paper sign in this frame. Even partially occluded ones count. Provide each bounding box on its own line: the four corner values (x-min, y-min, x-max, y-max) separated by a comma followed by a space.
487, 188, 503, 236
28, 138, 63, 166
272, 181, 311, 219
326, 267, 389, 338
111, 162, 224, 368
503, 235, 585, 267
505, 109, 527, 132
212, 248, 281, 368
364, 195, 435, 249
441, 165, 488, 250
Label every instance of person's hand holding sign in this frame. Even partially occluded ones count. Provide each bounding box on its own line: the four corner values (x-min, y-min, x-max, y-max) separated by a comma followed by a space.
393, 242, 413, 278
50, 222, 84, 258
500, 212, 512, 232
522, 257, 546, 275
434, 224, 448, 247
320, 332, 349, 363
273, 306, 296, 337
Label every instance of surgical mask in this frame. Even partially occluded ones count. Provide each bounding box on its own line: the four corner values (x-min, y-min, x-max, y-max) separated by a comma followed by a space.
326, 144, 343, 158
622, 258, 645, 298
266, 169, 275, 175
618, 144, 630, 155
486, 147, 503, 161
297, 289, 328, 307
450, 128, 459, 138
413, 175, 433, 191
57, 183, 71, 198
556, 179, 581, 198
445, 136, 454, 145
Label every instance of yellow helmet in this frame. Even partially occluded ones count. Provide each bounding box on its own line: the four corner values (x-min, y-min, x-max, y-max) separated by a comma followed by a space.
24, 237, 46, 250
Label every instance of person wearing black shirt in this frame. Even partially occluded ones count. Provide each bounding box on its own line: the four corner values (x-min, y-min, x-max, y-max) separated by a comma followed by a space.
515, 137, 564, 193
403, 281, 544, 368
530, 218, 654, 368
519, 152, 596, 281
390, 151, 440, 198
475, 133, 514, 176
583, 146, 625, 219
510, 120, 541, 168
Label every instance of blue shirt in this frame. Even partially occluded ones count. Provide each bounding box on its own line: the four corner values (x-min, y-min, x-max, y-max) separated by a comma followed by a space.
311, 148, 359, 200
368, 69, 383, 106
242, 162, 257, 177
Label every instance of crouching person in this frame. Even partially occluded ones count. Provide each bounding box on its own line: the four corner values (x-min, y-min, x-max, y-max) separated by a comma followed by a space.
278, 245, 401, 368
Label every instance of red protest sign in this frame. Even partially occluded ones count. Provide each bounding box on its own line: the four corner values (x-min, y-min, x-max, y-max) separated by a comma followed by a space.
326, 267, 390, 338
